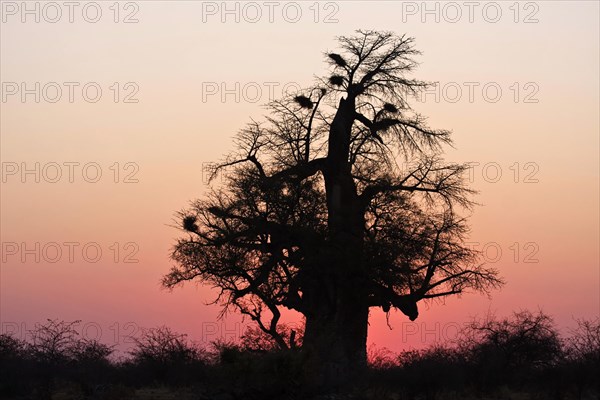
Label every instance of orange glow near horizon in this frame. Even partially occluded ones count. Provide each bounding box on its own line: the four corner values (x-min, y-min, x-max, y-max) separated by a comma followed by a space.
1, 1, 598, 354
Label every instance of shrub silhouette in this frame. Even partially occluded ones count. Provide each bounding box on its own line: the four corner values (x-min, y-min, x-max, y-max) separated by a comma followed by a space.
0, 319, 115, 399
0, 334, 31, 396
458, 310, 562, 389
28, 319, 82, 364
1, 314, 599, 399
28, 319, 86, 399
208, 339, 305, 398
126, 326, 207, 386
397, 345, 468, 398
68, 338, 114, 396
563, 317, 600, 398
367, 344, 398, 370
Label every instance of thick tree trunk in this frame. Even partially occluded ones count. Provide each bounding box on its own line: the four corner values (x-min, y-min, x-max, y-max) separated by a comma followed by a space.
302, 285, 369, 386
301, 96, 370, 387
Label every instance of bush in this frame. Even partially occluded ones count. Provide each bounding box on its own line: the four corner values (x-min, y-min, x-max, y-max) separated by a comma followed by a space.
562, 318, 600, 396
1, 313, 599, 399
28, 319, 82, 365
0, 334, 31, 396
0, 320, 117, 399
457, 310, 562, 389
398, 345, 468, 397
127, 326, 207, 386
208, 339, 305, 398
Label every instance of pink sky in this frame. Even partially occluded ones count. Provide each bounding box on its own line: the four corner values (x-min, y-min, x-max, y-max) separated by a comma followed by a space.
1, 1, 598, 354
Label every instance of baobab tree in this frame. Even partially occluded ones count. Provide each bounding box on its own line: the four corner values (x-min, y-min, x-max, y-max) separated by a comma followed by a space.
164, 30, 502, 384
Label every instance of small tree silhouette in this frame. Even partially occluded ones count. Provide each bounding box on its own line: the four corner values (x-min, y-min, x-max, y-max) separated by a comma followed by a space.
128, 326, 206, 385
566, 317, 600, 364
564, 318, 600, 397
458, 310, 562, 389
164, 30, 503, 384
28, 319, 81, 364
24, 319, 113, 398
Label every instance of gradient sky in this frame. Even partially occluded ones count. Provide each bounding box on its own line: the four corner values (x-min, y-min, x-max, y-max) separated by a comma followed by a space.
1, 1, 599, 353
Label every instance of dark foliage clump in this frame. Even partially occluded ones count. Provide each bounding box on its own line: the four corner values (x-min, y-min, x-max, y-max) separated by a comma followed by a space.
293, 95, 314, 109
329, 75, 345, 86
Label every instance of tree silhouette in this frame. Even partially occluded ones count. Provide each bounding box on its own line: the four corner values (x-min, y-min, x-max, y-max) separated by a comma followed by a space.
164, 30, 502, 384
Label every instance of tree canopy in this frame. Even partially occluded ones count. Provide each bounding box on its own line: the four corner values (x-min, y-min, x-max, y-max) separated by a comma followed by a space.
164, 30, 503, 351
